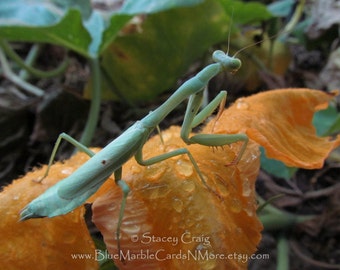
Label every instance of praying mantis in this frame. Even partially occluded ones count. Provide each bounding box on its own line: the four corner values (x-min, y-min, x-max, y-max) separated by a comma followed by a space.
20, 49, 249, 249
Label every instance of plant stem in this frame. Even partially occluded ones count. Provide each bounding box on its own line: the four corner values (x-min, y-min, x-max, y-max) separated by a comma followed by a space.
277, 233, 289, 270
257, 195, 315, 230
79, 57, 101, 146
0, 48, 44, 96
19, 43, 41, 80
0, 39, 69, 79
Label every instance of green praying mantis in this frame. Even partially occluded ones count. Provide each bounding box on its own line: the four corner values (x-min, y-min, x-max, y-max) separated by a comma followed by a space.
20, 49, 248, 250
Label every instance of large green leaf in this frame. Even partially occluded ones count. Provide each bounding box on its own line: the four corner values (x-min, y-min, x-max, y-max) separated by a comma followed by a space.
119, 0, 204, 14
0, 0, 93, 57
97, 0, 230, 102
0, 0, 206, 58
218, 0, 273, 25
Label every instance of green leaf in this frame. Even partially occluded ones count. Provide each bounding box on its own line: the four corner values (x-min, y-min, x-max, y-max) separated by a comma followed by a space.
260, 147, 297, 180
95, 0, 230, 102
0, 7, 92, 57
99, 14, 132, 55
313, 104, 340, 136
119, 0, 204, 14
0, 0, 130, 57
218, 0, 273, 25
267, 0, 295, 17
0, 0, 92, 24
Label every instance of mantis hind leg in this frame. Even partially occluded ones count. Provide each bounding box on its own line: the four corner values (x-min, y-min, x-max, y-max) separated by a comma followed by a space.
38, 133, 95, 182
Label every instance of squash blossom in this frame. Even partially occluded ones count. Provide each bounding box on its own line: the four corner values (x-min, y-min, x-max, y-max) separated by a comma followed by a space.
92, 89, 340, 269
0, 89, 339, 269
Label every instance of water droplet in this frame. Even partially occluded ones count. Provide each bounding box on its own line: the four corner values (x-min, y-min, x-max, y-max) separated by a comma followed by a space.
235, 98, 249, 110
230, 198, 242, 213
130, 165, 142, 174
172, 197, 183, 213
142, 183, 170, 199
243, 203, 254, 217
61, 168, 73, 175
12, 195, 19, 201
185, 218, 195, 227
122, 224, 141, 235
200, 257, 217, 270
182, 180, 196, 193
242, 178, 252, 197
195, 212, 204, 222
175, 159, 193, 177
145, 163, 166, 181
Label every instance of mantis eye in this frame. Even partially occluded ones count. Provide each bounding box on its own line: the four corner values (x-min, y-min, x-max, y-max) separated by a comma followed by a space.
228, 58, 242, 74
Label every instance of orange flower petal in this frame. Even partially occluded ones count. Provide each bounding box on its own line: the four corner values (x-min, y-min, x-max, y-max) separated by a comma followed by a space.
205, 89, 340, 168
92, 126, 263, 269
0, 152, 98, 269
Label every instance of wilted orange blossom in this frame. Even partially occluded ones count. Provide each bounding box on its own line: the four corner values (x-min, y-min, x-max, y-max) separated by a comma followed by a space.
0, 88, 339, 269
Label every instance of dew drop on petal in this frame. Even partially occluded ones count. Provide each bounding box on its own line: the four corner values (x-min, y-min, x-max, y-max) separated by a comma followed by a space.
243, 201, 254, 217
142, 183, 170, 199
230, 198, 242, 213
235, 98, 250, 110
182, 180, 196, 193
164, 144, 181, 157
185, 218, 195, 227
195, 212, 204, 222
122, 223, 141, 235
130, 165, 142, 174
145, 163, 166, 181
61, 167, 73, 175
172, 197, 183, 213
175, 159, 193, 177
201, 257, 217, 270
242, 178, 252, 197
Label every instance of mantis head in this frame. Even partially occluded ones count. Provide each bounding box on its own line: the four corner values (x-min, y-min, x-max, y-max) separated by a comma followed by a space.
212, 50, 242, 74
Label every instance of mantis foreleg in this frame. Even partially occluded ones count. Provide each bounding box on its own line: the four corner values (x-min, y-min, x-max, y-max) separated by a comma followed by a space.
180, 90, 249, 164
